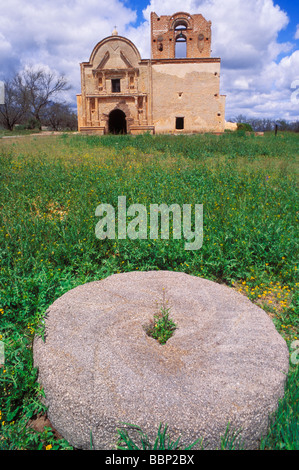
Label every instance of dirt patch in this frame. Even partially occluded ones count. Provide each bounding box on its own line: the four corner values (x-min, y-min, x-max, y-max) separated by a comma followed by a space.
27, 412, 63, 440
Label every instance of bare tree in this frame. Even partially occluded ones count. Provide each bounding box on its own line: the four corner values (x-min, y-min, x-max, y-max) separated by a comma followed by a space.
43, 101, 78, 131
0, 78, 29, 131
15, 66, 71, 128
0, 66, 71, 130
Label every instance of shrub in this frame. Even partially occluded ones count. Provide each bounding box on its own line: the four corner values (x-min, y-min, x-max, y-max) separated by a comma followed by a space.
237, 122, 253, 132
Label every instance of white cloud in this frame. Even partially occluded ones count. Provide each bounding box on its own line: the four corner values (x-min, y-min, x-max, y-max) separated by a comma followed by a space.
135, 0, 298, 119
0, 0, 297, 119
0, 32, 12, 56
0, 0, 137, 102
295, 24, 299, 40
267, 50, 299, 90
139, 0, 290, 66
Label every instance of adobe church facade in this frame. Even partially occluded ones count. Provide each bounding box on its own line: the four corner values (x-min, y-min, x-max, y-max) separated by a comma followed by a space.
77, 12, 226, 135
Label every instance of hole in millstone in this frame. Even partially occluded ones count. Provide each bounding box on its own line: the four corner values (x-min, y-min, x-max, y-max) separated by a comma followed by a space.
143, 289, 177, 344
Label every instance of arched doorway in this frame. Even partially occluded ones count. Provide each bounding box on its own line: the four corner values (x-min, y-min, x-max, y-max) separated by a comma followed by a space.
108, 109, 127, 134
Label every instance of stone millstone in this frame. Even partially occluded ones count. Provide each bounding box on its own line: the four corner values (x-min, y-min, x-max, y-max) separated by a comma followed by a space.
33, 271, 289, 450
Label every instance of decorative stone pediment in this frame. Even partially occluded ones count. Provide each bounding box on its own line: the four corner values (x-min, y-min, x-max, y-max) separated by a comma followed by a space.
89, 36, 141, 70
94, 50, 135, 74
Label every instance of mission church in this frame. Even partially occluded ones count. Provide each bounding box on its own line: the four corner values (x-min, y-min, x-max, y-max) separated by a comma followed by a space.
77, 11, 226, 135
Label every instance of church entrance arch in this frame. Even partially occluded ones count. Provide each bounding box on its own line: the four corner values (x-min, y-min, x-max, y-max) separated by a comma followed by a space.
108, 109, 127, 134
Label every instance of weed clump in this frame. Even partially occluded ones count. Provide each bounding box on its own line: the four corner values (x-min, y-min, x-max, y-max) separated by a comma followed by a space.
144, 304, 177, 344
116, 422, 201, 450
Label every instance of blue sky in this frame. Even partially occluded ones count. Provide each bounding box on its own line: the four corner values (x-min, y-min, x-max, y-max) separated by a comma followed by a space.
127, 0, 299, 47
275, 0, 299, 41
0, 0, 298, 120
127, 0, 298, 36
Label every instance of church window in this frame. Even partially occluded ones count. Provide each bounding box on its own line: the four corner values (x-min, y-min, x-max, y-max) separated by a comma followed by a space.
176, 117, 184, 130
111, 79, 120, 93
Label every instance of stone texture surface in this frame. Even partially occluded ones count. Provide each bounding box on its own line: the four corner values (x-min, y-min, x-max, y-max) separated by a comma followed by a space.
33, 271, 289, 450
77, 11, 226, 135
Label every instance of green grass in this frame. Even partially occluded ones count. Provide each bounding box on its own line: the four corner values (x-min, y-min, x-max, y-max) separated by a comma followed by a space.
0, 128, 42, 138
116, 422, 202, 450
0, 131, 298, 450
260, 363, 299, 450
0, 129, 76, 137
115, 421, 244, 450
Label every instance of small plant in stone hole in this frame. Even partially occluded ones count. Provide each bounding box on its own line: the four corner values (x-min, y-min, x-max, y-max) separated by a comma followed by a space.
144, 291, 177, 344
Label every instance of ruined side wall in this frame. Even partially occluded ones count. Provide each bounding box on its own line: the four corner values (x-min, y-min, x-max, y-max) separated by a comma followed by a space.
76, 94, 83, 131
151, 60, 225, 133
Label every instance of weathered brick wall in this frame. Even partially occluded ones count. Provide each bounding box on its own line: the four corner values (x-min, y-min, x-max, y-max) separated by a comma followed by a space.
151, 12, 211, 60
149, 11, 225, 133
151, 60, 225, 133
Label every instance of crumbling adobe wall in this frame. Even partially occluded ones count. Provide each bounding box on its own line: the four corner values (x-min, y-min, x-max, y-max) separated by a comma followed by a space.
151, 12, 212, 60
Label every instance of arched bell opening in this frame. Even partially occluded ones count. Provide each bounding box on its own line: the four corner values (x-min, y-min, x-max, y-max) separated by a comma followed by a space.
175, 23, 187, 58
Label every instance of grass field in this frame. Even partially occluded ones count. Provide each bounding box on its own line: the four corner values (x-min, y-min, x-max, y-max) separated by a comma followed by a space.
0, 131, 298, 450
